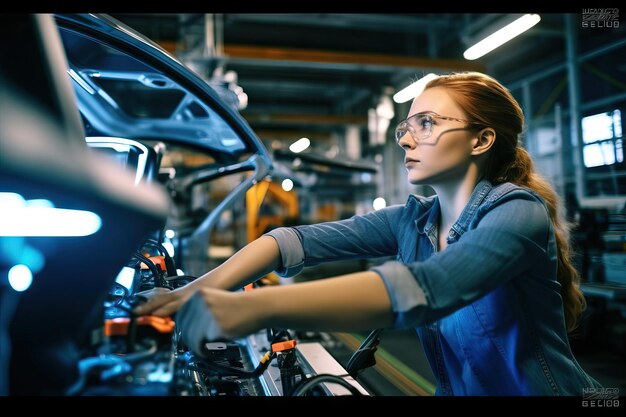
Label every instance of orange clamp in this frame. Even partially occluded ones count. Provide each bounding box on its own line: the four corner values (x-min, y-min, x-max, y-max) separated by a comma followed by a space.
140, 255, 165, 271
271, 339, 297, 352
104, 315, 175, 336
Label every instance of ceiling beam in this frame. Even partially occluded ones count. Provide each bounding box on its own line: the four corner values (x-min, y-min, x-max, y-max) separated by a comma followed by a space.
223, 44, 485, 72
254, 130, 333, 141
244, 113, 368, 126
226, 13, 458, 34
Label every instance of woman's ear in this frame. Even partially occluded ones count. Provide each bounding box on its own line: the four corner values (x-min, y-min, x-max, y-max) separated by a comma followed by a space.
471, 128, 496, 156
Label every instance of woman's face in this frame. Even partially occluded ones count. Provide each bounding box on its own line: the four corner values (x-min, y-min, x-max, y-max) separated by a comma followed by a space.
398, 87, 479, 185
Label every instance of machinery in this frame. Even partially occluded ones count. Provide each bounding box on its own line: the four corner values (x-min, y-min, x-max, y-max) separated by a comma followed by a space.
1, 14, 370, 396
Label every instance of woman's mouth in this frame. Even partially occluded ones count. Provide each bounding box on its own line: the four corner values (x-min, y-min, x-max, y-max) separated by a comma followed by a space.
405, 158, 420, 167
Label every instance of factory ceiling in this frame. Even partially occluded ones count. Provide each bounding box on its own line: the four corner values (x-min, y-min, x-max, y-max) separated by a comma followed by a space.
110, 13, 625, 146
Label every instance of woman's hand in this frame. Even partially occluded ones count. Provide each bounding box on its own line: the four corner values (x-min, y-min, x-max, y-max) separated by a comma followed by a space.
197, 287, 261, 339
176, 287, 265, 356
133, 285, 197, 317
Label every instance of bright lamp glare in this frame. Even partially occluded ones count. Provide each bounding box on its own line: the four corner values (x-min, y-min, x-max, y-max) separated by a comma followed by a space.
0, 193, 101, 237
373, 197, 387, 210
165, 229, 176, 239
393, 73, 439, 104
463, 14, 541, 60
289, 138, 310, 153
114, 266, 135, 291
162, 241, 175, 257
8, 264, 33, 292
282, 179, 294, 192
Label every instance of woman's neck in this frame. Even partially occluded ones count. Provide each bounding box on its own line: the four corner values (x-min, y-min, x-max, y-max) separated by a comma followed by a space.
431, 170, 481, 234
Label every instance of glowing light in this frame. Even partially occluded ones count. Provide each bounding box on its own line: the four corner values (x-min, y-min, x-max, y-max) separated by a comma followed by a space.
373, 197, 387, 211
165, 229, 176, 239
8, 264, 33, 292
289, 138, 310, 154
376, 95, 395, 120
0, 193, 101, 237
281, 179, 294, 192
393, 73, 439, 104
176, 269, 185, 276
115, 266, 135, 291
463, 14, 541, 60
162, 241, 175, 257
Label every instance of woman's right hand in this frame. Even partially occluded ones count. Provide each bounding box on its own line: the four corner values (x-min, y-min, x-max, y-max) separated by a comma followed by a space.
133, 285, 197, 317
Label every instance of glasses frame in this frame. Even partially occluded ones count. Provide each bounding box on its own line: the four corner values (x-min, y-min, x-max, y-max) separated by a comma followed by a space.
395, 112, 482, 145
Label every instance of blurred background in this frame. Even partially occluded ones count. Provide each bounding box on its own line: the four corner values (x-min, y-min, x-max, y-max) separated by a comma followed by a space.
1, 12, 624, 396
107, 12, 626, 395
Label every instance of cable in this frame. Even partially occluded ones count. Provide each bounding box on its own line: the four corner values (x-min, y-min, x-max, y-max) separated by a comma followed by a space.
191, 350, 276, 378
65, 339, 158, 396
290, 374, 364, 397
142, 239, 177, 277
103, 282, 130, 308
133, 251, 170, 289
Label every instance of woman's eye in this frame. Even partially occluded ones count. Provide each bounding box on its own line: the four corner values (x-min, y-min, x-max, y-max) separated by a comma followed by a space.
419, 116, 434, 129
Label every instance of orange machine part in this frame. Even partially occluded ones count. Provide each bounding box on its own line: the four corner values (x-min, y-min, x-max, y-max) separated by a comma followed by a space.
140, 255, 165, 271
105, 315, 175, 337
272, 339, 297, 352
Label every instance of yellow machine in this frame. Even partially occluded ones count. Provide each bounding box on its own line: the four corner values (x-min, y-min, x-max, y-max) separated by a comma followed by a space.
245, 179, 299, 286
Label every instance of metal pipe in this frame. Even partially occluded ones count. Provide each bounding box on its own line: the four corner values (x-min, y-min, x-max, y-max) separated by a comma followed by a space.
565, 14, 586, 202
507, 35, 626, 91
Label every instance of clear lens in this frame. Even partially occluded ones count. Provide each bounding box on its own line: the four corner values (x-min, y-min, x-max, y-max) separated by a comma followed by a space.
395, 113, 433, 143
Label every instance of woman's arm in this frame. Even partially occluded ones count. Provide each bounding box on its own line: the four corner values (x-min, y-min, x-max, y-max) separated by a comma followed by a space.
136, 205, 405, 317
134, 235, 281, 316
186, 271, 394, 342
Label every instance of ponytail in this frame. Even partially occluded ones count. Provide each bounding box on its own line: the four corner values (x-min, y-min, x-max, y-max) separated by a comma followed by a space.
500, 147, 586, 332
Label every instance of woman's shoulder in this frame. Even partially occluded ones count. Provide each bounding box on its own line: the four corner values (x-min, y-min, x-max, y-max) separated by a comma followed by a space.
485, 181, 546, 206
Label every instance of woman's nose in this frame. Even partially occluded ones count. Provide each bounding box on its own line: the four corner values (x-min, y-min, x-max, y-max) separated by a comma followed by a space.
397, 131, 416, 150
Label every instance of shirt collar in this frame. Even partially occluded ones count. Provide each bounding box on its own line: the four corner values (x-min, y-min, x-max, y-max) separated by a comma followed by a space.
409, 180, 493, 236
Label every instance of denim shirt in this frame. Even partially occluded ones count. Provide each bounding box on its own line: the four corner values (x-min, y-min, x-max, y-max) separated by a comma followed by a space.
265, 180, 601, 396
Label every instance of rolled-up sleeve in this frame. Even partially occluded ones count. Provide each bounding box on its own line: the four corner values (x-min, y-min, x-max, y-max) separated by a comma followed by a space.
371, 261, 428, 328
265, 227, 306, 277
265, 206, 405, 277
372, 196, 552, 329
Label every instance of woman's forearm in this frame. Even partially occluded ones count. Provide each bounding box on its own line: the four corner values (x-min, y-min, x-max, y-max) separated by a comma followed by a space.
133, 235, 283, 317
194, 235, 282, 291
209, 271, 394, 338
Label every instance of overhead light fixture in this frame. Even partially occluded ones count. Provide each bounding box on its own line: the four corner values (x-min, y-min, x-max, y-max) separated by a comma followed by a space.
393, 73, 439, 104
281, 179, 294, 192
289, 137, 310, 153
463, 14, 541, 60
373, 197, 387, 211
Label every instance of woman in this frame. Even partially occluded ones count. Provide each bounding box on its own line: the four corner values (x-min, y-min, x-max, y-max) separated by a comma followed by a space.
135, 72, 601, 395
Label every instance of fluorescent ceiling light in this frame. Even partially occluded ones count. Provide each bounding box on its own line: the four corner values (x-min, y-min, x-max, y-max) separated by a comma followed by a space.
289, 137, 310, 153
393, 73, 439, 104
463, 14, 541, 60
